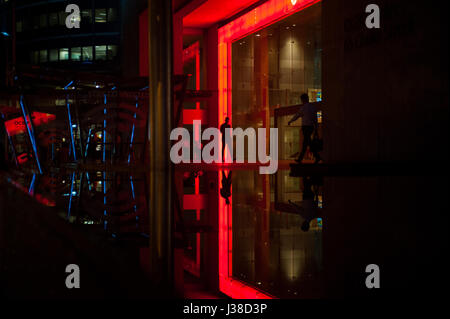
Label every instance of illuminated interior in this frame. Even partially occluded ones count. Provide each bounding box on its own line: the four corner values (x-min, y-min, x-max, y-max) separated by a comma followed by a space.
217, 0, 322, 298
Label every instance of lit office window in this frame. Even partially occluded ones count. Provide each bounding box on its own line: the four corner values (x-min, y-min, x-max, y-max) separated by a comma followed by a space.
49, 49, 58, 62
107, 45, 118, 60
71, 47, 82, 61
16, 20, 22, 32
95, 45, 107, 60
82, 46, 93, 61
39, 50, 48, 63
60, 48, 69, 61
49, 13, 58, 26
39, 14, 47, 28
82, 9, 92, 23
108, 8, 118, 22
95, 9, 107, 23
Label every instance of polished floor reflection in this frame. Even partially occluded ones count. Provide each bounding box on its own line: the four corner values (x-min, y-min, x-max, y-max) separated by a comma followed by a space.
231, 170, 324, 298
0, 164, 432, 298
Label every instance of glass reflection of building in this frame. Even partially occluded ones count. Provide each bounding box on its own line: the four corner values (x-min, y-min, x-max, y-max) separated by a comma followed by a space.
230, 170, 323, 299
232, 3, 322, 160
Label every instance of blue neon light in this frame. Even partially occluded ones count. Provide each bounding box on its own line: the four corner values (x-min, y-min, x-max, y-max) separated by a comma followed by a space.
64, 85, 77, 162
19, 96, 42, 174
130, 175, 137, 214
64, 81, 74, 90
66, 101, 77, 161
85, 128, 92, 158
128, 97, 139, 164
86, 172, 92, 191
103, 171, 107, 231
103, 94, 107, 163
29, 174, 36, 194
67, 172, 75, 218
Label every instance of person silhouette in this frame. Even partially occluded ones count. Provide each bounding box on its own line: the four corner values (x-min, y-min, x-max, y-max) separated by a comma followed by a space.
288, 93, 322, 164
220, 117, 231, 162
220, 171, 232, 205
288, 176, 320, 232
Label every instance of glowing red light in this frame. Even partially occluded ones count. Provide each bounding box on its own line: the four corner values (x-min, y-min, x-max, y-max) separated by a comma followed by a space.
217, 0, 321, 299
5, 112, 56, 136
217, 0, 320, 125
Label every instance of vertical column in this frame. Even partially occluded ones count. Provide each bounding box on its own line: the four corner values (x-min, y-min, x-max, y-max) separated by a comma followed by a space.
254, 30, 270, 284
205, 24, 220, 293
148, 0, 174, 295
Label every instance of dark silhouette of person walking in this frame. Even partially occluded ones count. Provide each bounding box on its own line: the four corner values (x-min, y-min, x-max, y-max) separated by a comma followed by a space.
220, 171, 232, 205
288, 93, 321, 164
288, 176, 320, 232
220, 117, 231, 162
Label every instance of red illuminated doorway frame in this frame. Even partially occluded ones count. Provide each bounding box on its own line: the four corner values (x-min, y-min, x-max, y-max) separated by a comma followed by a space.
217, 0, 321, 299
182, 42, 203, 278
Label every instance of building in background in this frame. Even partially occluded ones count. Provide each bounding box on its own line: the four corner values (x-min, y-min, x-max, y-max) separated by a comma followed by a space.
0, 0, 150, 171
1, 0, 148, 87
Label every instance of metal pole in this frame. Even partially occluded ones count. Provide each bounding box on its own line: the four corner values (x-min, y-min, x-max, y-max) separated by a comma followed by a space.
148, 0, 174, 295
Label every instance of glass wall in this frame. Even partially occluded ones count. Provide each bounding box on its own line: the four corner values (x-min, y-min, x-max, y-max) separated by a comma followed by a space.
231, 3, 322, 159
231, 170, 323, 298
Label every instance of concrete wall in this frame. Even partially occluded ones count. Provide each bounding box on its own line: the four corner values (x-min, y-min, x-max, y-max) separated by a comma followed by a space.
322, 0, 449, 163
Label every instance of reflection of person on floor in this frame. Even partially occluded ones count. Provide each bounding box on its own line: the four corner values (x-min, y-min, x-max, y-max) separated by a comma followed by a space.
288, 176, 320, 232
220, 171, 232, 205
288, 93, 322, 164
184, 171, 200, 188
220, 117, 231, 162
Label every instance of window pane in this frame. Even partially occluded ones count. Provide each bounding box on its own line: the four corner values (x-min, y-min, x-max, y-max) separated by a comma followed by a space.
71, 47, 81, 61
39, 50, 48, 63
59, 48, 69, 61
95, 45, 107, 60
107, 8, 118, 22
49, 49, 58, 62
95, 9, 107, 23
106, 45, 118, 60
49, 13, 58, 26
82, 46, 93, 61
39, 14, 47, 28
81, 9, 92, 24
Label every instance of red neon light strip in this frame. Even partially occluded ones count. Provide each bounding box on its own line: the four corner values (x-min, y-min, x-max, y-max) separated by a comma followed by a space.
182, 42, 203, 277
218, 170, 273, 299
217, 0, 321, 299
